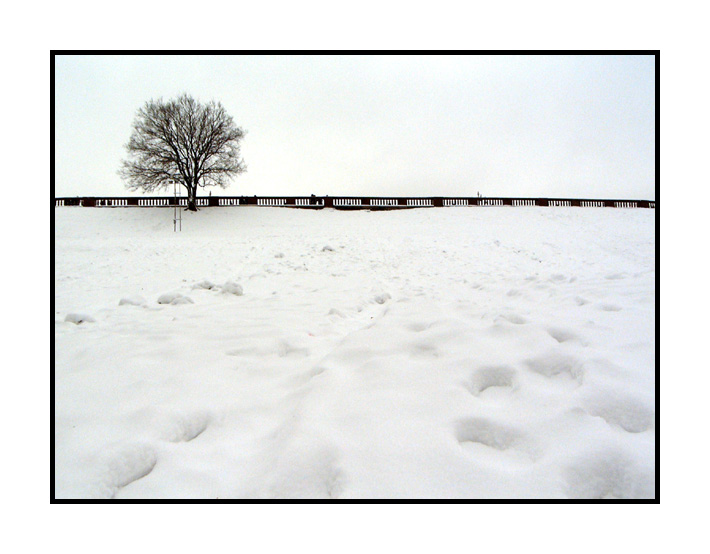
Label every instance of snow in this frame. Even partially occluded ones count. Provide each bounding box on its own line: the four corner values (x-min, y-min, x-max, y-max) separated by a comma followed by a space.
220, 281, 244, 296
64, 313, 96, 324
118, 295, 147, 306
156, 292, 194, 305
54, 206, 655, 499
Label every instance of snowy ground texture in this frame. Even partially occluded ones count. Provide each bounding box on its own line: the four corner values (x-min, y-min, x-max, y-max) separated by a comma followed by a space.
54, 206, 655, 499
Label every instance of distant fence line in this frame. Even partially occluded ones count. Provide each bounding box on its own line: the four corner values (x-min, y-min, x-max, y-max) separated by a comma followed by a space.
54, 196, 656, 209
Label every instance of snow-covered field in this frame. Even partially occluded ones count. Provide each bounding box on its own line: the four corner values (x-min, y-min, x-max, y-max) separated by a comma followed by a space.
54, 206, 655, 499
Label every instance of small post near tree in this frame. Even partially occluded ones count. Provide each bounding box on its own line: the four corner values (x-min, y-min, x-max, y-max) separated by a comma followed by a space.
170, 179, 181, 232
119, 94, 246, 211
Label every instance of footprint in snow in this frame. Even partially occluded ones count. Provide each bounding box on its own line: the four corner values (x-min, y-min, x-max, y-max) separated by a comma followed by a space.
455, 418, 522, 452
99, 443, 157, 498
266, 446, 346, 499
564, 449, 654, 499
161, 412, 211, 443
580, 391, 654, 433
466, 365, 517, 396
546, 327, 583, 344
524, 351, 584, 384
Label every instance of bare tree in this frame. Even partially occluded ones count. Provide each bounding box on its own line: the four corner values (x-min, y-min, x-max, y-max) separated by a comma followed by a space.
119, 94, 246, 211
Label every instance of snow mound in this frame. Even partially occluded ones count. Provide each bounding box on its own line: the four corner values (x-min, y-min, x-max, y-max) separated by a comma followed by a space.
118, 295, 147, 306
192, 280, 217, 290
220, 281, 244, 296
65, 313, 95, 324
157, 292, 194, 305
171, 296, 194, 305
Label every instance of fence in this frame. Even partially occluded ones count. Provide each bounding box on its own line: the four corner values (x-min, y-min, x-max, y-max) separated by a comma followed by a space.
334, 198, 362, 207
257, 198, 286, 206
370, 199, 399, 207
407, 199, 433, 206
54, 196, 657, 209
614, 201, 638, 208
218, 198, 240, 206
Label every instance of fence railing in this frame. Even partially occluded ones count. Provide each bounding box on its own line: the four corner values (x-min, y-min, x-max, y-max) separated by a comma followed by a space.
407, 199, 433, 206
218, 198, 240, 206
257, 198, 286, 206
370, 199, 399, 206
334, 198, 362, 206
54, 196, 657, 209
614, 201, 638, 208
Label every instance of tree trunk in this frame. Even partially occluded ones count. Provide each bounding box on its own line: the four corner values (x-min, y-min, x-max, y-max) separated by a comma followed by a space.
187, 185, 198, 211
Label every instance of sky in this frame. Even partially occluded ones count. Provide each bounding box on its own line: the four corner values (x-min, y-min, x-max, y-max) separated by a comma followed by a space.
54, 54, 655, 200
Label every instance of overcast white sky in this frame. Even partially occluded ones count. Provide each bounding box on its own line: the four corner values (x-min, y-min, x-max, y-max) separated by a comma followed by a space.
54, 54, 655, 200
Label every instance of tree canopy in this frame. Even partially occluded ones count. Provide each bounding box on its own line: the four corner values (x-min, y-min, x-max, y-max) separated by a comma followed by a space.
119, 94, 246, 210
